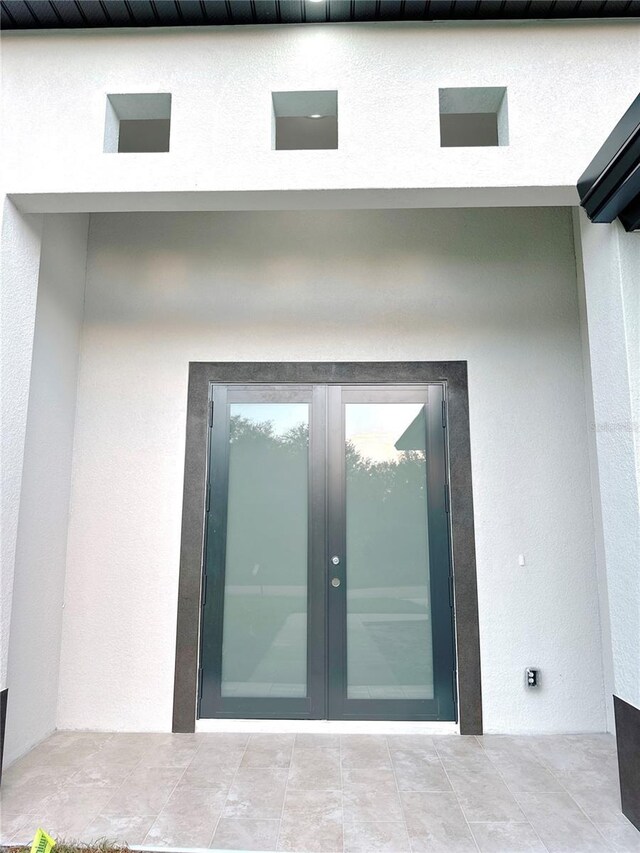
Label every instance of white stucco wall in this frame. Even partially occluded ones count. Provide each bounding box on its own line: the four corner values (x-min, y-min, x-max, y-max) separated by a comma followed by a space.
575, 212, 640, 714
4, 214, 89, 765
56, 206, 606, 735
1, 201, 43, 698
618, 227, 640, 500
1, 21, 639, 205
2, 18, 636, 748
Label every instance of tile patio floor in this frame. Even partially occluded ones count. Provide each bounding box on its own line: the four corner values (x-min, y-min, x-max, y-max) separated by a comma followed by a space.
1, 732, 638, 852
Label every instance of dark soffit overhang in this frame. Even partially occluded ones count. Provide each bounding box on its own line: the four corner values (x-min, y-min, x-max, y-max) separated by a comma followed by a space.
578, 94, 640, 232
2, 0, 640, 30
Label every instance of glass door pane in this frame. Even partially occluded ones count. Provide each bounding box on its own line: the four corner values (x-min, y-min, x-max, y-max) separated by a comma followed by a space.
200, 385, 324, 720
327, 384, 455, 721
344, 403, 434, 700
221, 402, 309, 698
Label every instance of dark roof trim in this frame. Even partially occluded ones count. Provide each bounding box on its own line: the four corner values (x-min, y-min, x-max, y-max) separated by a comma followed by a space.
578, 94, 640, 232
2, 0, 640, 30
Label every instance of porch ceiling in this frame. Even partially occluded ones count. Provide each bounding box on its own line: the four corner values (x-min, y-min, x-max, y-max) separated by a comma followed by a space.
2, 0, 639, 30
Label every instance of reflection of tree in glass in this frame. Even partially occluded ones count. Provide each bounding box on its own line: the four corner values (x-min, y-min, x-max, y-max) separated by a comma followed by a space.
345, 438, 431, 692
219, 415, 430, 690
230, 415, 309, 452
346, 440, 429, 596
225, 416, 428, 602
221, 415, 310, 686
346, 440, 426, 492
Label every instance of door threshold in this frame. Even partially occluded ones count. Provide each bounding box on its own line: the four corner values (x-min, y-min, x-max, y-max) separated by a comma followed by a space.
195, 719, 458, 734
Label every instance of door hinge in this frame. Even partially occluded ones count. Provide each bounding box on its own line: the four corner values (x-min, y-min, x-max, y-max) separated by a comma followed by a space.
206, 482, 211, 513
452, 669, 458, 697
202, 574, 208, 607
444, 482, 450, 514
197, 666, 204, 697
448, 574, 455, 608
208, 400, 214, 428
442, 399, 447, 429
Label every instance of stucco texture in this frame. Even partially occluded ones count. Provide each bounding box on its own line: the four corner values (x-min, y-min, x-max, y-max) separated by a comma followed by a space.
56, 207, 606, 734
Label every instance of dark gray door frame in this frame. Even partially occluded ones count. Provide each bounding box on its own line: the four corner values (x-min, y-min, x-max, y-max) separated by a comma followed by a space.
172, 361, 483, 734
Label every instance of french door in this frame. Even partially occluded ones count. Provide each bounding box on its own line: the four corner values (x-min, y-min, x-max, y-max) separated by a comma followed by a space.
199, 383, 457, 721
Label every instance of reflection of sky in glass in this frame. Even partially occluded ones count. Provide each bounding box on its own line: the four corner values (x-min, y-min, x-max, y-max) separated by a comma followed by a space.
230, 403, 309, 436
346, 404, 425, 464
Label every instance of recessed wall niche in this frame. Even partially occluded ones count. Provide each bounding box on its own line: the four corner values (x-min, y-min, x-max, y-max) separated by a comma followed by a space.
439, 87, 508, 147
104, 93, 172, 153
272, 90, 338, 150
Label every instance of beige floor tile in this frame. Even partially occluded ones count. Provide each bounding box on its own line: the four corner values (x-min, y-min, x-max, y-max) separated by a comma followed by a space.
282, 788, 343, 821
172, 779, 232, 801
341, 735, 390, 758
37, 786, 118, 840
45, 731, 114, 750
7, 742, 60, 767
144, 805, 220, 847
248, 733, 296, 750
595, 814, 640, 852
37, 742, 105, 768
89, 738, 151, 766
556, 769, 623, 823
181, 747, 244, 786
516, 791, 613, 852
295, 733, 340, 749
446, 766, 525, 822
2, 762, 78, 794
67, 763, 135, 789
386, 734, 437, 754
343, 783, 403, 824
0, 813, 39, 844
37, 733, 114, 768
0, 783, 55, 814
80, 813, 157, 844
340, 736, 392, 772
241, 733, 294, 769
288, 748, 341, 790
106, 733, 169, 748
401, 791, 477, 853
277, 816, 343, 852
485, 752, 563, 793
528, 735, 618, 775
390, 748, 452, 792
3, 732, 626, 852
343, 820, 411, 852
154, 732, 201, 747
479, 736, 534, 752
223, 767, 288, 819
136, 740, 200, 767
342, 766, 397, 788
101, 765, 185, 816
211, 817, 280, 851
469, 821, 546, 852
163, 783, 228, 814
39, 783, 118, 812
197, 732, 250, 750
434, 736, 494, 772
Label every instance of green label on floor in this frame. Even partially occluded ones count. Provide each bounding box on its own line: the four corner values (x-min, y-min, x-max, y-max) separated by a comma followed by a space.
30, 828, 55, 853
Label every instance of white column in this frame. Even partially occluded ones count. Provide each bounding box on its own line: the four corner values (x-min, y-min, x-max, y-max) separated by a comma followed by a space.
574, 208, 640, 722
1, 198, 43, 707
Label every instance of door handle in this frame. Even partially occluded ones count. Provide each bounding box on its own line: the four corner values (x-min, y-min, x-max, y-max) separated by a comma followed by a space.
331, 577, 341, 588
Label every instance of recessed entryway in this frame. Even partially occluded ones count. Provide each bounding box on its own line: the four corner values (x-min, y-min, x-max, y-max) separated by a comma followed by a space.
173, 363, 482, 734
